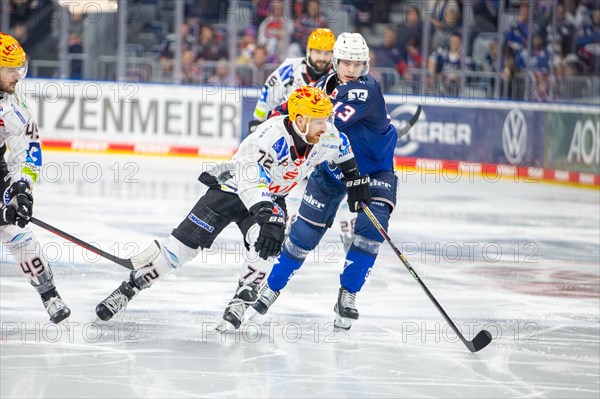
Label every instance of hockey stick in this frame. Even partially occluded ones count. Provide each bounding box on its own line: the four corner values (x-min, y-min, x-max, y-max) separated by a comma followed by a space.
397, 105, 421, 138
29, 217, 160, 271
360, 202, 492, 353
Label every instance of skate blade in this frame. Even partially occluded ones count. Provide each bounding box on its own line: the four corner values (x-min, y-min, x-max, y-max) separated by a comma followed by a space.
55, 317, 71, 328
334, 314, 354, 331
216, 320, 238, 334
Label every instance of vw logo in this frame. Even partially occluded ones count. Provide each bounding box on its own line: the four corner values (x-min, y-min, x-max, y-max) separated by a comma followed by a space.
502, 109, 527, 164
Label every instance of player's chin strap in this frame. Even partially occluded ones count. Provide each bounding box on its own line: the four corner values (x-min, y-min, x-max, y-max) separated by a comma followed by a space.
291, 118, 311, 144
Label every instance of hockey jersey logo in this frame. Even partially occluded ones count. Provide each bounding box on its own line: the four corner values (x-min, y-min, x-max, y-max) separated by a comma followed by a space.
348, 89, 368, 102
279, 63, 294, 82
271, 136, 289, 161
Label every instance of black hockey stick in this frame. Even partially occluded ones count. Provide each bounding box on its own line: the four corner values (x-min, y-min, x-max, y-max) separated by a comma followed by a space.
397, 105, 421, 138
360, 202, 492, 353
29, 217, 160, 271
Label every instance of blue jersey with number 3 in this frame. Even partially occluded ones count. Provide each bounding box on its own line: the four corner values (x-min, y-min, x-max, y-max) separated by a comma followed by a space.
315, 74, 397, 175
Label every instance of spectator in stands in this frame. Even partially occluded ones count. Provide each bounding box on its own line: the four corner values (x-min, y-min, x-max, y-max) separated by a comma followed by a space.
428, 31, 473, 94
396, 4, 422, 50
207, 60, 234, 85
564, 0, 592, 32
547, 3, 576, 56
196, 25, 227, 62
563, 53, 584, 76
351, 0, 375, 31
373, 27, 402, 73
257, 0, 291, 63
181, 49, 203, 84
515, 32, 551, 100
397, 37, 423, 81
161, 22, 197, 56
292, 0, 304, 19
159, 21, 198, 76
575, 6, 600, 74
237, 26, 258, 64
504, 1, 530, 56
430, 0, 461, 51
292, 0, 327, 55
240, 45, 269, 86
515, 32, 551, 72
482, 40, 500, 72
252, 45, 269, 71
253, 0, 274, 28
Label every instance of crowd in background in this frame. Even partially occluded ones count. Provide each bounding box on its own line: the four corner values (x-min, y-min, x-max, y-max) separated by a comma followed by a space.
3, 0, 600, 101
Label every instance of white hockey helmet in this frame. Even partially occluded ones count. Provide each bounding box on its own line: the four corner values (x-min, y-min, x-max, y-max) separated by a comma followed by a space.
332, 32, 370, 76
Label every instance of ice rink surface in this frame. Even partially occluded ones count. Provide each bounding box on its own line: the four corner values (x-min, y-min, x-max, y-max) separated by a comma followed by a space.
1, 152, 599, 398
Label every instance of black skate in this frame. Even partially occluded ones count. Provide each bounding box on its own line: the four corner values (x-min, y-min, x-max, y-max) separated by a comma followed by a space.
220, 282, 259, 330
42, 290, 71, 324
333, 287, 359, 330
252, 282, 280, 315
96, 279, 139, 321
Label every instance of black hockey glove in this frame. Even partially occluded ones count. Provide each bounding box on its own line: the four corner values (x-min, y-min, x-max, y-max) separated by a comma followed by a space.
250, 202, 286, 260
248, 120, 262, 135
198, 172, 220, 188
7, 180, 33, 227
345, 175, 372, 213
0, 205, 19, 227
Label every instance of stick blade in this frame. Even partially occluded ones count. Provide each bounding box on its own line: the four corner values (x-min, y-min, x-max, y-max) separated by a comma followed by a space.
466, 330, 492, 353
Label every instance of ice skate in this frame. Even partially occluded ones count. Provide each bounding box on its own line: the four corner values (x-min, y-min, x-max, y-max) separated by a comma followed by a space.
42, 290, 71, 324
95, 279, 139, 321
333, 287, 359, 330
252, 282, 280, 315
219, 282, 259, 331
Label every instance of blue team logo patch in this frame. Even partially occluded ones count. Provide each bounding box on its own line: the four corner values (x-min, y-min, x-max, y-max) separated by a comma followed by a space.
259, 85, 269, 102
279, 64, 293, 81
271, 136, 289, 160
339, 132, 352, 155
187, 213, 215, 233
258, 163, 272, 183
26, 142, 42, 167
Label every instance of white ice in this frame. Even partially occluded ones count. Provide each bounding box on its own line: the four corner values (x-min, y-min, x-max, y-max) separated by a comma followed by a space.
1, 152, 599, 398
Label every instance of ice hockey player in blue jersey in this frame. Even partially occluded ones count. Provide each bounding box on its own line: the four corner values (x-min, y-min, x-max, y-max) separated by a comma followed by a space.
253, 32, 399, 330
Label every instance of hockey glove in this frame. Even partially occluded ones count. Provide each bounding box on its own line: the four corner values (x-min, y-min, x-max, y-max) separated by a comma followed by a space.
345, 175, 372, 213
248, 120, 263, 135
198, 172, 220, 188
251, 202, 286, 260
7, 180, 33, 227
0, 205, 19, 227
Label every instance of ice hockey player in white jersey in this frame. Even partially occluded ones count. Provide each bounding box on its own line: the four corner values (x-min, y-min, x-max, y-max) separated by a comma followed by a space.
250, 28, 336, 128
0, 32, 71, 324
95, 86, 372, 329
